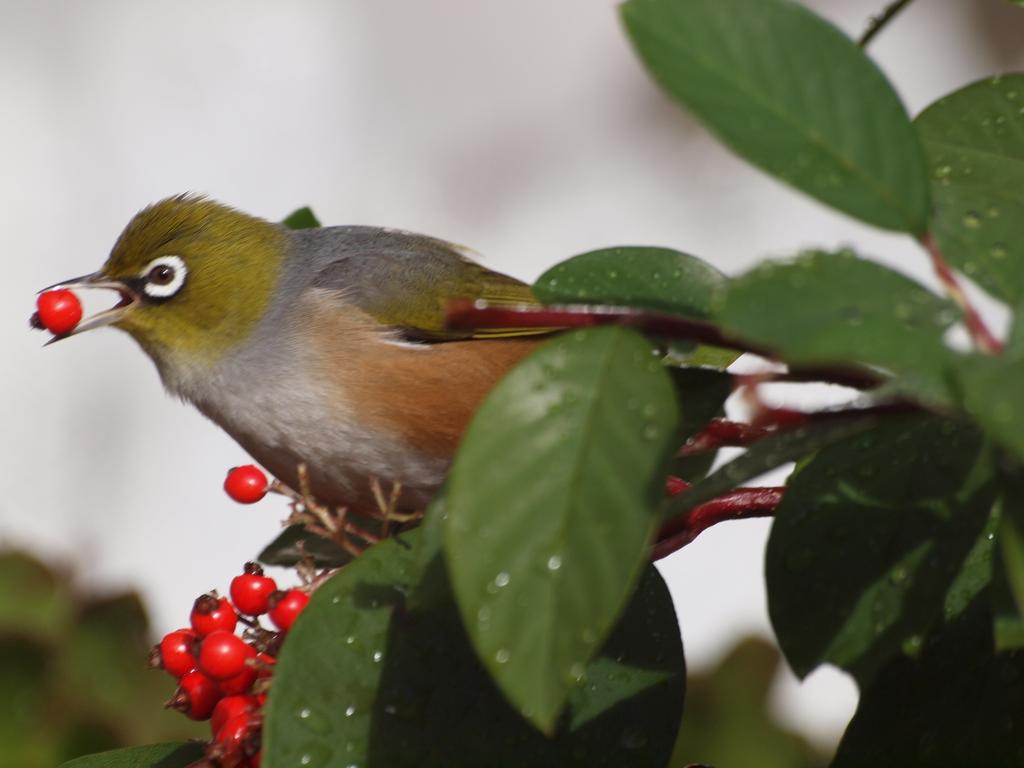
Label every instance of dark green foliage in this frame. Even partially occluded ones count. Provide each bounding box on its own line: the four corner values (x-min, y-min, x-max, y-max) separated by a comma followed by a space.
263, 531, 685, 767
0, 552, 202, 768
766, 416, 996, 685
60, 743, 205, 768
832, 596, 1024, 768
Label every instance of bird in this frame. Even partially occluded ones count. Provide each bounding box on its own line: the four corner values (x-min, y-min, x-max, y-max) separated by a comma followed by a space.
41, 195, 544, 514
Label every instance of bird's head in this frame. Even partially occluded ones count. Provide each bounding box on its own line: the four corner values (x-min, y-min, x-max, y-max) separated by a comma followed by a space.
44, 195, 287, 371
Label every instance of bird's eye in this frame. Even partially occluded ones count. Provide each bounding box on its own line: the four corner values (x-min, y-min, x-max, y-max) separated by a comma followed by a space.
141, 255, 187, 299
149, 264, 175, 285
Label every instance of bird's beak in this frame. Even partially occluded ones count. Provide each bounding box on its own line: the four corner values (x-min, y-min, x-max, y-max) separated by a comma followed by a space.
34, 272, 140, 344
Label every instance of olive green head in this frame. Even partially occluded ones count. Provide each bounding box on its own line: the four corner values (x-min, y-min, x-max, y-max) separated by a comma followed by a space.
52, 195, 287, 366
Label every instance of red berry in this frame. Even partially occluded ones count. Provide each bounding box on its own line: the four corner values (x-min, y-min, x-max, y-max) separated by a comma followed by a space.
191, 595, 238, 636
215, 711, 257, 754
219, 663, 259, 695
199, 630, 255, 680
35, 289, 83, 336
224, 465, 269, 504
268, 589, 309, 631
155, 628, 197, 678
211, 694, 260, 735
230, 566, 277, 616
168, 669, 221, 720
665, 475, 690, 496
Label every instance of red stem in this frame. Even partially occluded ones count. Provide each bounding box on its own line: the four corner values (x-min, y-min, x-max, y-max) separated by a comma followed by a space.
652, 486, 784, 560
920, 233, 1002, 355
446, 299, 882, 389
447, 298, 760, 350
678, 418, 775, 455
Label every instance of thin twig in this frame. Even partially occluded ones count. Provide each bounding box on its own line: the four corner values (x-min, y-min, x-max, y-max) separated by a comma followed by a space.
920, 233, 1002, 354
652, 486, 784, 560
859, 0, 915, 47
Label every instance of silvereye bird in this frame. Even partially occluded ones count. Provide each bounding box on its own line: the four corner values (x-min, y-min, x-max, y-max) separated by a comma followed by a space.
42, 195, 542, 513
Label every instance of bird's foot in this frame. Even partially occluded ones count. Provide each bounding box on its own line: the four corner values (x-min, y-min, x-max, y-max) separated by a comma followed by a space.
368, 476, 423, 536
271, 464, 393, 560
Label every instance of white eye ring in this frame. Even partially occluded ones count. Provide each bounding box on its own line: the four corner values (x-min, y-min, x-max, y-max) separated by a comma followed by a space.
141, 255, 187, 298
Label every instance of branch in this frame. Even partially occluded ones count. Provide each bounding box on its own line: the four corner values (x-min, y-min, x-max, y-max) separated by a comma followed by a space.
446, 299, 884, 389
678, 418, 774, 456
652, 486, 783, 560
920, 234, 1002, 355
859, 0, 915, 47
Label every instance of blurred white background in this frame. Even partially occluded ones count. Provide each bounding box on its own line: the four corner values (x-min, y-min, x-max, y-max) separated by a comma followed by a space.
2, 0, 1022, 751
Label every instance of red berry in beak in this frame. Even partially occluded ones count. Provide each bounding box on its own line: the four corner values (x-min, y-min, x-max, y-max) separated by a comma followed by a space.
36, 289, 83, 336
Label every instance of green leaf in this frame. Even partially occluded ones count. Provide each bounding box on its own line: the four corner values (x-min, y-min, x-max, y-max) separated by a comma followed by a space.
766, 416, 996, 686
955, 354, 1024, 465
832, 595, 1024, 768
444, 327, 679, 732
534, 246, 726, 318
621, 0, 929, 233
667, 368, 733, 482
534, 248, 738, 368
258, 525, 354, 568
0, 551, 72, 640
915, 74, 1024, 303
282, 206, 321, 229
670, 638, 824, 768
263, 533, 685, 768
715, 251, 958, 403
955, 300, 1024, 465
0, 636, 52, 766
994, 470, 1024, 649
59, 743, 204, 768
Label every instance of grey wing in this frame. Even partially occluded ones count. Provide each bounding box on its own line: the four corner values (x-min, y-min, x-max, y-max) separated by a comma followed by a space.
287, 225, 537, 340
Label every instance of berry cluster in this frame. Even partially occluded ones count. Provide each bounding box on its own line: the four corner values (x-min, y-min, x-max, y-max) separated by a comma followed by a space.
151, 562, 309, 767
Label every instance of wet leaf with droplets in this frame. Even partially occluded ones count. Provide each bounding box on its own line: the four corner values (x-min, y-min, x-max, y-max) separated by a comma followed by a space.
715, 250, 959, 405
58, 742, 205, 768
535, 246, 739, 369
832, 595, 1024, 767
445, 327, 679, 733
621, 0, 929, 233
534, 246, 726, 319
263, 532, 685, 767
766, 415, 997, 687
916, 74, 1024, 303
